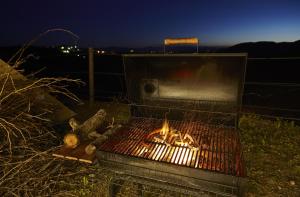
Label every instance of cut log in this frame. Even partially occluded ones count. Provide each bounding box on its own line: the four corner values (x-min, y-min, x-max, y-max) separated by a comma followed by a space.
63, 133, 80, 148
91, 135, 108, 146
89, 124, 122, 146
85, 144, 96, 155
103, 124, 122, 136
69, 109, 107, 138
69, 118, 80, 132
64, 109, 107, 148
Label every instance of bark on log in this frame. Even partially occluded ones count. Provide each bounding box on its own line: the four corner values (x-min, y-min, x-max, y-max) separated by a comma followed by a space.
79, 109, 106, 136
64, 109, 107, 148
82, 124, 122, 154
64, 109, 123, 156
90, 124, 122, 145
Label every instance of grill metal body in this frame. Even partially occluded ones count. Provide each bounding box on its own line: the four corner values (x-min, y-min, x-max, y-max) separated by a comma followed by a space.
98, 117, 244, 176
97, 53, 248, 196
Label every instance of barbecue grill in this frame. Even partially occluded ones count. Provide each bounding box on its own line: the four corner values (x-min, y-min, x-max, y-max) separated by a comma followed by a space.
96, 53, 247, 196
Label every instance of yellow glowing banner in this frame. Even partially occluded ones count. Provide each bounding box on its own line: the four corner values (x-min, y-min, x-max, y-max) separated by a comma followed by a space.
164, 37, 199, 46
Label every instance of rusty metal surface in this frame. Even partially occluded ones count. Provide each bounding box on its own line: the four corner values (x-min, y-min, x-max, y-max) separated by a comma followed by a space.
97, 117, 245, 177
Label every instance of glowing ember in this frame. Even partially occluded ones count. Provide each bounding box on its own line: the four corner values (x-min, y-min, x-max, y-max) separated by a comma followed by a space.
99, 118, 245, 175
141, 119, 200, 165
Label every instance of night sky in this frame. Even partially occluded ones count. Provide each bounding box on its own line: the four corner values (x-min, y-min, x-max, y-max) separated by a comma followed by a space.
1, 0, 300, 47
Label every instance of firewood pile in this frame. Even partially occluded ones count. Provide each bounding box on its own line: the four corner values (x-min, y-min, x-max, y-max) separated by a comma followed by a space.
0, 59, 90, 196
53, 109, 122, 163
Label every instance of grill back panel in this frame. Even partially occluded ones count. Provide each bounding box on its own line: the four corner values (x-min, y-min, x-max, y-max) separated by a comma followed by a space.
123, 53, 247, 125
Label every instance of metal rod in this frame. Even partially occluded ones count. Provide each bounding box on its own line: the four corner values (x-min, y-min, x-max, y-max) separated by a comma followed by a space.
88, 47, 95, 105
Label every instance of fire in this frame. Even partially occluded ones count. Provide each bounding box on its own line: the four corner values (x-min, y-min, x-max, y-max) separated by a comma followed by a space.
152, 118, 199, 149
161, 119, 169, 139
140, 118, 200, 165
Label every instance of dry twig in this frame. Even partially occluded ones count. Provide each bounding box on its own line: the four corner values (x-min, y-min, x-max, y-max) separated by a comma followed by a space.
0, 29, 88, 196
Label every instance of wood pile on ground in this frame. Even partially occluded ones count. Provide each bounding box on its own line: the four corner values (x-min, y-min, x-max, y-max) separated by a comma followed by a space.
53, 108, 122, 164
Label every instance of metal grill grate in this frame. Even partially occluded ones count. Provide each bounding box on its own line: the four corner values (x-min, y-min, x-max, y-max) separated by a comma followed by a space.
98, 117, 245, 177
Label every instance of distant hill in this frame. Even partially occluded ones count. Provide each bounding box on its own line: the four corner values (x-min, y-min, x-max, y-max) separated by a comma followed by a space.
0, 46, 62, 62
0, 45, 225, 61
1, 41, 300, 60
220, 40, 300, 57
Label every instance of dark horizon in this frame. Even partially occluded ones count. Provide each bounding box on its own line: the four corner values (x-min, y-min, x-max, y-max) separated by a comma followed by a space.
1, 39, 300, 50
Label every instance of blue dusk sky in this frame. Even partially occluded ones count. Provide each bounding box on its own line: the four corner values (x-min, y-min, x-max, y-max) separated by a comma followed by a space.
1, 0, 300, 47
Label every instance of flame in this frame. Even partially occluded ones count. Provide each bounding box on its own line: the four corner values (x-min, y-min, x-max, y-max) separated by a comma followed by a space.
140, 118, 201, 166
161, 119, 170, 138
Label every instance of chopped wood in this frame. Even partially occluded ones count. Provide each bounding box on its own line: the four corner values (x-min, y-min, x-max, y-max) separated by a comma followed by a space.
103, 124, 122, 136
52, 142, 96, 164
55, 112, 122, 164
63, 133, 80, 148
85, 144, 96, 155
68, 109, 107, 140
88, 131, 102, 139
91, 135, 108, 146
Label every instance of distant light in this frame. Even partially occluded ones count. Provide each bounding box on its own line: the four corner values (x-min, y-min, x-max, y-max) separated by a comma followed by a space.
61, 46, 64, 50
62, 50, 70, 54
164, 37, 199, 45
130, 49, 134, 53
74, 45, 77, 49
67, 47, 71, 50
101, 50, 105, 54
97, 50, 100, 54
77, 54, 80, 57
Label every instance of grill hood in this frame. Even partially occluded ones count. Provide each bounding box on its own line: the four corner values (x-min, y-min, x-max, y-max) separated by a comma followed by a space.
123, 53, 247, 126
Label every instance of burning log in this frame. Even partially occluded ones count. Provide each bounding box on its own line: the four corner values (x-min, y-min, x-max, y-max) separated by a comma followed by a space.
142, 118, 199, 151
